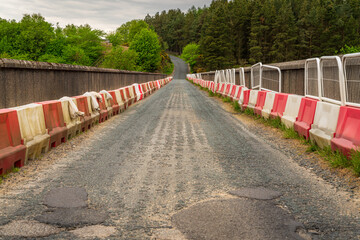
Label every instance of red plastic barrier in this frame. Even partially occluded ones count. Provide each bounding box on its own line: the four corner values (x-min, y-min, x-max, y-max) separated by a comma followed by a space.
235, 86, 244, 101
119, 89, 128, 109
136, 85, 144, 101
241, 89, 251, 110
218, 83, 225, 94
39, 101, 68, 149
125, 87, 133, 105
141, 83, 149, 97
96, 96, 109, 123
270, 93, 289, 119
73, 96, 92, 131
294, 98, 318, 140
254, 91, 268, 116
215, 83, 221, 93
229, 85, 236, 99
108, 91, 120, 115
331, 106, 360, 157
223, 84, 232, 96
0, 109, 26, 175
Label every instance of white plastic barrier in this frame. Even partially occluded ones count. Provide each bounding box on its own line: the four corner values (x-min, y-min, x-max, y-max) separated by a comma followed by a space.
281, 95, 303, 128
309, 101, 340, 148
114, 90, 125, 111
233, 86, 241, 100
132, 84, 142, 101
59, 97, 82, 140
100, 90, 114, 117
12, 103, 50, 163
128, 86, 136, 104
247, 90, 259, 109
83, 95, 100, 126
238, 87, 249, 106
261, 92, 276, 119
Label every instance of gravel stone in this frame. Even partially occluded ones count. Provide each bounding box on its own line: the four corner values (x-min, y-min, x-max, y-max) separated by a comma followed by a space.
229, 187, 282, 200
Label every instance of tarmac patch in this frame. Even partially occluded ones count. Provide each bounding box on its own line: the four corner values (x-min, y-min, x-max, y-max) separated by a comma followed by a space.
35, 208, 108, 228
43, 187, 88, 208
172, 198, 304, 240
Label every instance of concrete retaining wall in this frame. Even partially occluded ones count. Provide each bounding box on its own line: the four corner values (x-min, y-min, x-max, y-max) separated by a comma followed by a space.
0, 59, 167, 108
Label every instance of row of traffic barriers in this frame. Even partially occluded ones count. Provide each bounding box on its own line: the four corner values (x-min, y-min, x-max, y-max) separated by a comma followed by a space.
0, 77, 173, 175
188, 57, 360, 160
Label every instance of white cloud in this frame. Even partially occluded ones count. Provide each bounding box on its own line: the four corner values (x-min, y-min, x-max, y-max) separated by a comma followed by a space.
0, 0, 210, 32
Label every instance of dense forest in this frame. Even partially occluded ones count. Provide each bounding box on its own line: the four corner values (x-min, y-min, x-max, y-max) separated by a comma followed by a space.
0, 14, 173, 74
145, 0, 360, 72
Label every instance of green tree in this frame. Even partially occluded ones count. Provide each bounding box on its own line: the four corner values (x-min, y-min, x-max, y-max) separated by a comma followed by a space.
181, 43, 200, 72
15, 14, 54, 60
130, 28, 161, 72
200, 0, 234, 70
63, 24, 104, 65
101, 46, 137, 71
108, 20, 149, 47
270, 0, 298, 62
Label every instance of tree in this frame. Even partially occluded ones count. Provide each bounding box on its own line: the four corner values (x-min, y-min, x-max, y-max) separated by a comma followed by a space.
15, 14, 54, 60
63, 24, 104, 65
130, 28, 161, 72
108, 20, 149, 47
101, 46, 137, 71
199, 0, 235, 70
270, 0, 298, 62
181, 43, 200, 72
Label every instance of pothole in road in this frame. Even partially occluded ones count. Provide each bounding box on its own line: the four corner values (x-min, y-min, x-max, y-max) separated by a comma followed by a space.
34, 187, 109, 231
229, 187, 282, 200
172, 198, 309, 240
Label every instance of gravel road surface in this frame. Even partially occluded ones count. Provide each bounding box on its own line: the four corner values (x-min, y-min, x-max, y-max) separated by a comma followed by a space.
0, 56, 359, 239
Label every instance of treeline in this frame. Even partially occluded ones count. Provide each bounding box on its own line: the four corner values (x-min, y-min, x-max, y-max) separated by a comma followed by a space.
0, 14, 172, 73
145, 0, 360, 72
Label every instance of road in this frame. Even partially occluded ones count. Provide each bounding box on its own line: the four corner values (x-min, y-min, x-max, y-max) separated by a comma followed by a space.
0, 56, 359, 239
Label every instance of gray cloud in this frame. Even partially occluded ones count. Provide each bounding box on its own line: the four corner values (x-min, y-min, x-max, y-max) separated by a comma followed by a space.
0, 0, 210, 32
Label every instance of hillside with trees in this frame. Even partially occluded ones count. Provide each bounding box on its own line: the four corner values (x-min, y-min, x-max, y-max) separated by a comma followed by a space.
0, 14, 173, 74
145, 0, 360, 72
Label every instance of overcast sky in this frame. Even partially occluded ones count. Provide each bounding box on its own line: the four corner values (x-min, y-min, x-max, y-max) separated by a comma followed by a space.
0, 0, 210, 33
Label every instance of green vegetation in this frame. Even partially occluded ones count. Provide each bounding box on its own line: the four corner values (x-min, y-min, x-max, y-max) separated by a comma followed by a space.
146, 0, 360, 72
0, 167, 20, 184
222, 97, 232, 103
0, 15, 172, 74
130, 28, 162, 72
180, 43, 201, 73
